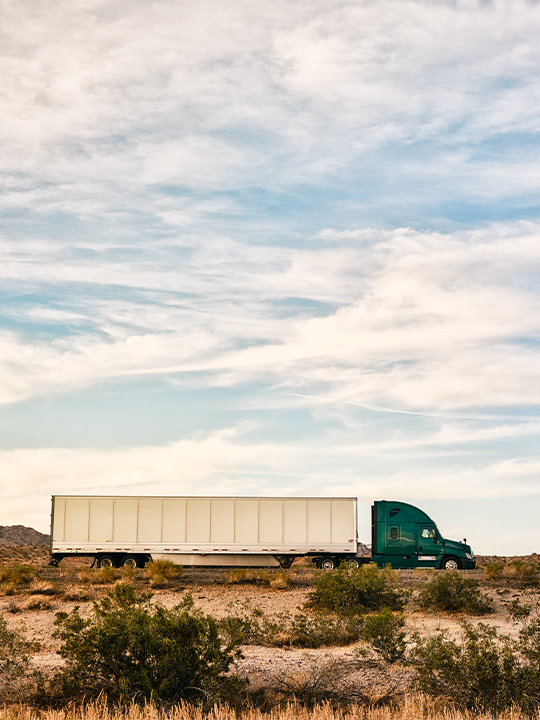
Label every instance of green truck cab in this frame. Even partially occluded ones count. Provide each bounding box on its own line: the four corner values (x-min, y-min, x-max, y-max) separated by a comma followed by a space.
371, 500, 475, 570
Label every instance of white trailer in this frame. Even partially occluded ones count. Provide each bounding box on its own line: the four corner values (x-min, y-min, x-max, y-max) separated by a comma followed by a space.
50, 495, 359, 569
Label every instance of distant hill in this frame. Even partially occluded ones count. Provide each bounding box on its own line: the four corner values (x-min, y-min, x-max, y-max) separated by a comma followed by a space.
0, 525, 50, 546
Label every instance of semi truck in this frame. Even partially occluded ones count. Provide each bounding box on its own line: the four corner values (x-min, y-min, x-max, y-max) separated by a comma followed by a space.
49, 495, 475, 570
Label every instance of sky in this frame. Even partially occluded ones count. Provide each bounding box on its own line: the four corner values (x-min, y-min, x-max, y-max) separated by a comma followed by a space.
1, 0, 540, 555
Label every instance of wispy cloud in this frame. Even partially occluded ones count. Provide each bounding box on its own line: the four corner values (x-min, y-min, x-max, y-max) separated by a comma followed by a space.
1, 0, 539, 551
2, 224, 540, 409
1, 0, 540, 224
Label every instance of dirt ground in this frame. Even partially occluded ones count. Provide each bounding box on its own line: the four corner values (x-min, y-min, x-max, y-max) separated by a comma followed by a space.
1, 547, 538, 696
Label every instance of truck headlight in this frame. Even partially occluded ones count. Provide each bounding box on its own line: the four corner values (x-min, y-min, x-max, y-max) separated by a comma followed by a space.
465, 553, 472, 560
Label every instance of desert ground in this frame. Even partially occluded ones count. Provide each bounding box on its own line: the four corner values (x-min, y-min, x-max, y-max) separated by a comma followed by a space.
1, 545, 538, 704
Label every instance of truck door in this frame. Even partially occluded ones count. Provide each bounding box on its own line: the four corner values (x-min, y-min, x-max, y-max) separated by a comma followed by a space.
384, 521, 417, 568
416, 525, 440, 567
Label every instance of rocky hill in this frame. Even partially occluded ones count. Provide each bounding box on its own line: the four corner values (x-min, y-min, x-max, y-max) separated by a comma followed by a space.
0, 525, 49, 546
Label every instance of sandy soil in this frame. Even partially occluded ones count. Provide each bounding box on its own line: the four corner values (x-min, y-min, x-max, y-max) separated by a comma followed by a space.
0, 550, 538, 695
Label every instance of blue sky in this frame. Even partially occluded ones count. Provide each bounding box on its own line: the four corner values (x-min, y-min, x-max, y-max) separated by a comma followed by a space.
1, 0, 540, 554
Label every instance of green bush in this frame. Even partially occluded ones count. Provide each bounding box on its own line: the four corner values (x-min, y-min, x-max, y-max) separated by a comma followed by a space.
305, 564, 405, 616
507, 597, 532, 621
360, 607, 407, 663
0, 615, 41, 700
484, 562, 504, 580
506, 560, 539, 579
218, 605, 363, 648
519, 618, 540, 664
417, 571, 493, 614
52, 584, 245, 706
412, 622, 540, 714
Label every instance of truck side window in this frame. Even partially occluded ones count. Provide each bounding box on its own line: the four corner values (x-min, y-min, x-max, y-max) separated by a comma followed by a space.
389, 508, 401, 517
420, 526, 437, 539
389, 526, 399, 540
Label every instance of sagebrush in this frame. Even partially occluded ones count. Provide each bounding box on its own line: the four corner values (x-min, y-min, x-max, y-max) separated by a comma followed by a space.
52, 584, 245, 705
305, 564, 405, 615
417, 571, 493, 614
412, 621, 540, 714
219, 603, 363, 648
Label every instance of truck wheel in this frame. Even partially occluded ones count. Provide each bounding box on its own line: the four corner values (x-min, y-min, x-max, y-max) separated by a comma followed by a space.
345, 558, 360, 568
442, 557, 461, 570
97, 556, 116, 569
318, 557, 337, 571
121, 556, 138, 569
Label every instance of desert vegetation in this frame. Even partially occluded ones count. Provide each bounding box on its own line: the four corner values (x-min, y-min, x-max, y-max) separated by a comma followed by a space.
0, 556, 539, 718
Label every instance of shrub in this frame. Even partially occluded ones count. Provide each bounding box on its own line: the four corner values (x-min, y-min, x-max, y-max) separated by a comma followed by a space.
25, 597, 52, 611
0, 615, 40, 700
120, 565, 137, 582
417, 571, 493, 614
0, 582, 18, 596
505, 560, 539, 579
412, 622, 540, 714
269, 571, 292, 589
519, 618, 540, 664
62, 588, 92, 602
484, 562, 504, 580
145, 559, 183, 587
360, 607, 407, 663
218, 605, 363, 648
52, 583, 244, 705
6, 600, 21, 614
0, 565, 35, 587
507, 597, 532, 621
305, 564, 405, 616
78, 567, 117, 585
29, 579, 57, 596
226, 569, 292, 589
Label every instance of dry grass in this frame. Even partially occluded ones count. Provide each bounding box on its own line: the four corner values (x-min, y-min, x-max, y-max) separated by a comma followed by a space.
0, 582, 19, 596
78, 567, 117, 585
24, 596, 52, 611
0, 564, 35, 588
5, 599, 22, 613
145, 559, 183, 587
226, 569, 292, 589
62, 587, 92, 602
0, 697, 533, 720
120, 565, 138, 582
28, 579, 57, 596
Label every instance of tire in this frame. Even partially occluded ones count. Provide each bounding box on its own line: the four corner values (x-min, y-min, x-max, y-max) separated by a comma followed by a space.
121, 556, 138, 569
442, 557, 461, 570
344, 557, 360, 569
97, 555, 116, 569
318, 557, 337, 571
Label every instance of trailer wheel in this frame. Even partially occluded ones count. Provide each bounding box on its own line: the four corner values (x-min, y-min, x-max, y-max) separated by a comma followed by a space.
318, 557, 337, 571
442, 557, 461, 570
97, 555, 116, 568
344, 558, 360, 568
121, 556, 138, 569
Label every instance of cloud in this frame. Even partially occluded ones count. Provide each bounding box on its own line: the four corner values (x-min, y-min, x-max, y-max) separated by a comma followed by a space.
1, 223, 540, 410
2, 420, 539, 536
1, 0, 540, 222
1, 0, 540, 553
